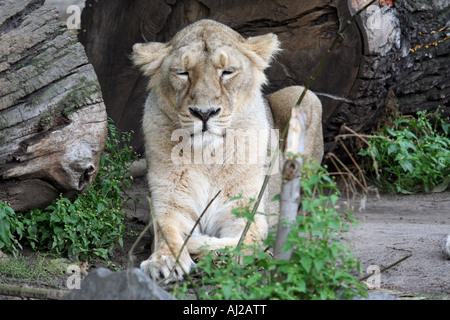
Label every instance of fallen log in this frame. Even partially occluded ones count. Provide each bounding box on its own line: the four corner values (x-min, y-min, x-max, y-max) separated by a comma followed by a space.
0, 0, 108, 212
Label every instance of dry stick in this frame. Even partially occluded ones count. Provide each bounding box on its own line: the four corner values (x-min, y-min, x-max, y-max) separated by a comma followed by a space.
148, 191, 221, 296
328, 151, 367, 203
335, 125, 389, 185
237, 146, 281, 248
329, 153, 367, 191
359, 253, 413, 283
340, 124, 390, 142
336, 125, 385, 181
125, 199, 187, 294
126, 219, 153, 300
294, 0, 377, 108
237, 0, 378, 251
144, 199, 188, 284
0, 283, 68, 300
328, 153, 352, 204
147, 201, 200, 300
335, 133, 384, 143
271, 0, 378, 262
166, 190, 222, 280
134, 191, 246, 295
128, 216, 154, 271
337, 138, 368, 190
236, 88, 293, 248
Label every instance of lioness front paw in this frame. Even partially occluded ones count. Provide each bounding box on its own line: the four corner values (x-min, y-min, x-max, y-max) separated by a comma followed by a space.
140, 250, 195, 283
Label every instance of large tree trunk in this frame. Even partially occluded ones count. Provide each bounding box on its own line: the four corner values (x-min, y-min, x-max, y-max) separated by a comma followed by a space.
78, 0, 449, 157
0, 0, 108, 212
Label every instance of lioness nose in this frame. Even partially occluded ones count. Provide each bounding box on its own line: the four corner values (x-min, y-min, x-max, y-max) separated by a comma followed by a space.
189, 107, 221, 123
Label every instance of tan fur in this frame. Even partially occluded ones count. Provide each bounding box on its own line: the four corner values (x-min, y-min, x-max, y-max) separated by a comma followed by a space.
267, 86, 324, 163
132, 19, 323, 283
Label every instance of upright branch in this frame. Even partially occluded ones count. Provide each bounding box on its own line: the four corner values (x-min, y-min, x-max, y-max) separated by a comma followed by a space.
274, 106, 304, 260
273, 0, 377, 262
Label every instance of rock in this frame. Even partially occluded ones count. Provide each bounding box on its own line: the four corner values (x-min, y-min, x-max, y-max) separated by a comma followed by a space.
64, 268, 176, 300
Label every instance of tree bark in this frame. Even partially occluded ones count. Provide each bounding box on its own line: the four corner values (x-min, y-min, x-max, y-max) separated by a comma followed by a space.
337, 0, 450, 149
78, 0, 449, 157
0, 0, 108, 212
273, 91, 314, 259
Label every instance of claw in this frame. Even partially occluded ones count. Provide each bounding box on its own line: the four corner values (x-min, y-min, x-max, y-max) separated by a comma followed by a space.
140, 250, 194, 283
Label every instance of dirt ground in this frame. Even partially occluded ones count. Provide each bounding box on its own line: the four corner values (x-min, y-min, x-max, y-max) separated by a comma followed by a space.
124, 176, 449, 299
1, 175, 448, 300
342, 189, 449, 298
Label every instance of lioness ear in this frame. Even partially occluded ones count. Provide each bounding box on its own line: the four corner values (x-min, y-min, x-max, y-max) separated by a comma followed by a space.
132, 42, 171, 77
244, 33, 281, 70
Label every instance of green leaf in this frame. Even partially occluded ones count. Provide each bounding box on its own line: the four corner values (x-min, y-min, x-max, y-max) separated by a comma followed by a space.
301, 256, 312, 273
314, 258, 324, 272
432, 176, 450, 193
97, 202, 105, 213
0, 220, 11, 244
387, 143, 399, 155
5, 206, 15, 217
399, 160, 413, 173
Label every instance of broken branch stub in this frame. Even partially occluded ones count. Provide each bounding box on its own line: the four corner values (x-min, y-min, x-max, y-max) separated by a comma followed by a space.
274, 106, 305, 261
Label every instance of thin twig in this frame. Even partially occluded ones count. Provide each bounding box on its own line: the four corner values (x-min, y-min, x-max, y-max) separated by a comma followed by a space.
294, 0, 376, 108
126, 205, 156, 300
338, 125, 382, 181
128, 216, 153, 271
167, 190, 222, 280
237, 146, 281, 247
328, 153, 351, 203
359, 253, 413, 282
328, 153, 367, 191
337, 139, 368, 190
146, 198, 199, 299
239, 0, 377, 255
0, 284, 68, 300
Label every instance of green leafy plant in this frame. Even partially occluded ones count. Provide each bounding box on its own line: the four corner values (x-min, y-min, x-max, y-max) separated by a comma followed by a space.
359, 109, 450, 194
0, 119, 138, 260
175, 162, 365, 300
0, 201, 23, 257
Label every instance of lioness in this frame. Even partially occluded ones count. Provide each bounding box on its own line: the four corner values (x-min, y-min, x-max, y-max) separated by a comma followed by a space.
132, 19, 323, 282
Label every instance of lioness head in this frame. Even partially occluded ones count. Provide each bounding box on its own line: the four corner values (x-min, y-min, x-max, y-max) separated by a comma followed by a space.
132, 19, 280, 147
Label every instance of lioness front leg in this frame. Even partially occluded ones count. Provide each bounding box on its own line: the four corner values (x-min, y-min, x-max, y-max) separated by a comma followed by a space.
140, 219, 195, 283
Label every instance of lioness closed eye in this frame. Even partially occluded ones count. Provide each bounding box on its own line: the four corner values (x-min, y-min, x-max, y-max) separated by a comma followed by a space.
132, 19, 323, 283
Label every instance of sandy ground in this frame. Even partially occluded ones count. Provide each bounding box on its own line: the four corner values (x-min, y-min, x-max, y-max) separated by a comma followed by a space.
127, 172, 450, 299
342, 190, 449, 298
